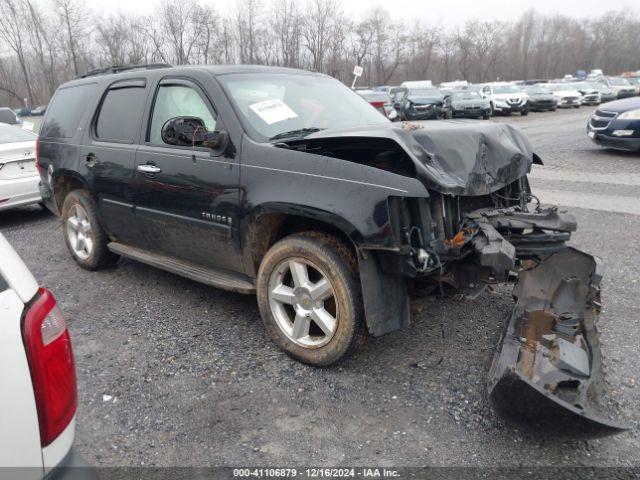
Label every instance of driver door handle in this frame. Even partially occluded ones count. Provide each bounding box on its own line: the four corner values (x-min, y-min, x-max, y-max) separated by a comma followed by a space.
137, 164, 162, 174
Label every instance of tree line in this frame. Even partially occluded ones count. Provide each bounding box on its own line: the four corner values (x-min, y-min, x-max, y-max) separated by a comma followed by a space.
1, 0, 640, 107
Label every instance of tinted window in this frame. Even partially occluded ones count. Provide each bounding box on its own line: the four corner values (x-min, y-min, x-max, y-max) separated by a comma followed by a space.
149, 85, 216, 145
41, 83, 96, 138
0, 124, 37, 143
96, 87, 146, 143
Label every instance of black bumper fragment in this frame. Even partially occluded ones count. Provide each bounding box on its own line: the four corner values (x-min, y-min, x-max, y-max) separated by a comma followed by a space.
488, 247, 628, 437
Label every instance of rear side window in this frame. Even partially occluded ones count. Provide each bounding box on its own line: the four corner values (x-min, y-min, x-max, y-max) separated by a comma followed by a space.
95, 85, 146, 143
40, 84, 96, 139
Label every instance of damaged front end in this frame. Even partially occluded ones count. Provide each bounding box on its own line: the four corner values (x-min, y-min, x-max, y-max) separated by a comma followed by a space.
389, 194, 628, 436
283, 120, 626, 435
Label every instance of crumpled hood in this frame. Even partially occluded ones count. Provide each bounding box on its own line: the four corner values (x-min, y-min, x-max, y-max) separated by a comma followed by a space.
303, 120, 538, 196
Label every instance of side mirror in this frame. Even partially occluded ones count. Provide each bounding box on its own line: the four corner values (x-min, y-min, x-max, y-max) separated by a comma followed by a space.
161, 116, 227, 150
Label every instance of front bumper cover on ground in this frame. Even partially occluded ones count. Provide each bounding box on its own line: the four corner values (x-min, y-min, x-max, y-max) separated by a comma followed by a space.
488, 248, 628, 436
462, 207, 628, 436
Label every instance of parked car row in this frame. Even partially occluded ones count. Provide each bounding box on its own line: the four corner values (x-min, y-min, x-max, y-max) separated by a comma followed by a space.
12, 105, 47, 117
357, 71, 640, 123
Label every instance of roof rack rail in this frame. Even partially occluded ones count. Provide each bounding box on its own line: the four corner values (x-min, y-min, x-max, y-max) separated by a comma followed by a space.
78, 63, 173, 79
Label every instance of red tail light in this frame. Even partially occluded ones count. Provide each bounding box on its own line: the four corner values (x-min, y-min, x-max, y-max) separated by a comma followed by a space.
22, 288, 77, 446
34, 136, 40, 170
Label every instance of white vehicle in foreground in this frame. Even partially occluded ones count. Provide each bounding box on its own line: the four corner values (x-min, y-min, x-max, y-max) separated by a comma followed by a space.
0, 123, 41, 211
0, 233, 88, 479
545, 83, 582, 108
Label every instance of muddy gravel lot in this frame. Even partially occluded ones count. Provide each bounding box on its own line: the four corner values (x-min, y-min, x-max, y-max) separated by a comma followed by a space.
2, 107, 639, 468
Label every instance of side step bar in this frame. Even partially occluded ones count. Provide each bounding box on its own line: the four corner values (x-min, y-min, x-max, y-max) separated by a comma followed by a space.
107, 242, 256, 295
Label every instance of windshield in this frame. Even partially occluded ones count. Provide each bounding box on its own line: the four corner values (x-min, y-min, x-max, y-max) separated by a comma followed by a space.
609, 77, 630, 86
493, 84, 522, 94
0, 124, 36, 143
407, 88, 443, 99
524, 86, 548, 94
548, 84, 572, 92
452, 91, 482, 100
218, 73, 388, 141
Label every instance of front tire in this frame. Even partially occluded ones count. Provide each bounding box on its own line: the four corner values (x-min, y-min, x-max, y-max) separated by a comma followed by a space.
61, 190, 119, 270
521, 109, 529, 116
257, 233, 366, 367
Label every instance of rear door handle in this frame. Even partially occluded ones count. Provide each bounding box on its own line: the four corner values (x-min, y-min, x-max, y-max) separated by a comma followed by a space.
137, 164, 162, 174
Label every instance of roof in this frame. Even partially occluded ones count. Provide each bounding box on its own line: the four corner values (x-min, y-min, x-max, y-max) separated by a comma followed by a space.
62, 64, 324, 89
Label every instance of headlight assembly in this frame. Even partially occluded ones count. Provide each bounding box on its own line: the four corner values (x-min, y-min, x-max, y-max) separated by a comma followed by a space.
618, 109, 640, 120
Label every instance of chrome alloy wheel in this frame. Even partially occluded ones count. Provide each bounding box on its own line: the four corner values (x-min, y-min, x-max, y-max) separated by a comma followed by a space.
66, 204, 93, 260
268, 258, 338, 348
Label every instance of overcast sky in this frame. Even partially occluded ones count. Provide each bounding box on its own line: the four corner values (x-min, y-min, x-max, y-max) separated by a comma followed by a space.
91, 0, 635, 25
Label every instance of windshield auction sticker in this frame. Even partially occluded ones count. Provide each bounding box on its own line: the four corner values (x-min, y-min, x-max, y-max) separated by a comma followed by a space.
249, 99, 299, 125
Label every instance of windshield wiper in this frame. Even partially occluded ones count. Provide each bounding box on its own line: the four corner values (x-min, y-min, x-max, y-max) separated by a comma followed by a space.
269, 127, 324, 141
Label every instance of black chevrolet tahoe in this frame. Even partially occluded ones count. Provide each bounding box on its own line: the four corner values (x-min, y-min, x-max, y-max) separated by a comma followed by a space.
37, 64, 625, 435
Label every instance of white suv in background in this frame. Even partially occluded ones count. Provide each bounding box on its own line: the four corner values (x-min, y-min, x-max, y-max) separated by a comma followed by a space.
478, 82, 529, 115
0, 233, 89, 479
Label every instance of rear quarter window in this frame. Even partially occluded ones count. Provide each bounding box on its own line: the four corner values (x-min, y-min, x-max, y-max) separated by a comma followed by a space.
95, 85, 146, 143
41, 83, 97, 139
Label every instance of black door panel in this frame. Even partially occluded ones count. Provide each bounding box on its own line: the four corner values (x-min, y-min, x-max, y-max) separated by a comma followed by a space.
133, 78, 242, 272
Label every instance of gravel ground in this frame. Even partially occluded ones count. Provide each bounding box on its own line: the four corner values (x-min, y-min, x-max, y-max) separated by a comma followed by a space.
1, 107, 639, 468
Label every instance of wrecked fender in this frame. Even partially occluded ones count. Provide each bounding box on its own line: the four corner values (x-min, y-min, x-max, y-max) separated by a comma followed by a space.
488, 247, 629, 436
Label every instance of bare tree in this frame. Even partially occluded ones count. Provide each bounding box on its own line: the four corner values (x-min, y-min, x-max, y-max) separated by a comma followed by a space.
2, 1, 640, 107
0, 0, 35, 103
54, 0, 87, 77
302, 0, 341, 72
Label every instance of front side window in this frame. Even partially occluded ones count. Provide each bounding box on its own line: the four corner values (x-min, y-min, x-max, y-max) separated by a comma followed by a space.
95, 86, 147, 143
149, 84, 216, 145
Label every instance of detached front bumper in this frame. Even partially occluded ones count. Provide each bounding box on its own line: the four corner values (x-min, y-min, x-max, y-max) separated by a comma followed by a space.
460, 207, 629, 436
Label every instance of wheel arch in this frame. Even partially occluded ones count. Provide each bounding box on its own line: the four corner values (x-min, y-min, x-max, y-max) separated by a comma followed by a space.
245, 203, 410, 339
243, 202, 364, 278
51, 171, 91, 214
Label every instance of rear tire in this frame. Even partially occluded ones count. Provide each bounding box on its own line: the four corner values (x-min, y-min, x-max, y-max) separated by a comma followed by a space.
257, 232, 366, 367
61, 190, 119, 270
